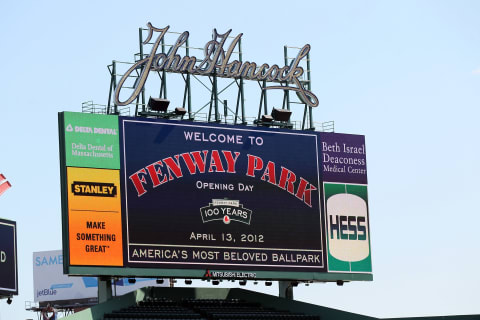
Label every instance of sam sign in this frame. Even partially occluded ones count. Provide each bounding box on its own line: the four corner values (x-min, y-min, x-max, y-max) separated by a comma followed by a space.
59, 112, 372, 281
0, 218, 18, 296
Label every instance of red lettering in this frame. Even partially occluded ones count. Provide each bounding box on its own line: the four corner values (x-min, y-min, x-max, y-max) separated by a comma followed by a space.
146, 161, 167, 187
163, 156, 184, 180
260, 161, 276, 185
222, 151, 240, 173
208, 150, 225, 172
129, 169, 148, 196
295, 177, 317, 207
180, 151, 208, 174
246, 154, 263, 177
278, 167, 296, 194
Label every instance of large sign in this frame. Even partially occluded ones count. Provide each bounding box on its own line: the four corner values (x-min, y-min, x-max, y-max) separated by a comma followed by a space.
59, 112, 371, 281
60, 112, 123, 267
0, 218, 18, 297
320, 133, 371, 273
123, 118, 322, 272
33, 250, 166, 305
114, 23, 318, 108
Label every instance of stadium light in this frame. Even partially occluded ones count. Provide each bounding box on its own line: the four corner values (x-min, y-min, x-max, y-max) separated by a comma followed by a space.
155, 107, 187, 119
175, 107, 187, 115
255, 108, 293, 129
140, 98, 186, 119
212, 280, 220, 285
265, 281, 272, 286
261, 114, 273, 122
128, 278, 136, 284
185, 279, 192, 285
148, 97, 170, 112
271, 108, 292, 122
239, 280, 247, 286
336, 280, 344, 286
156, 279, 164, 284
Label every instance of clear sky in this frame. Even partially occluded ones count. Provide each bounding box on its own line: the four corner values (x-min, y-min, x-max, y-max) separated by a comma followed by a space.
1, 0, 480, 318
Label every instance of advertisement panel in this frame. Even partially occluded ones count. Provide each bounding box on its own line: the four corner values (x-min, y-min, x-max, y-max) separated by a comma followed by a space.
33, 250, 166, 304
122, 119, 323, 272
67, 167, 123, 266
320, 133, 371, 273
0, 218, 17, 296
59, 112, 372, 281
60, 112, 123, 271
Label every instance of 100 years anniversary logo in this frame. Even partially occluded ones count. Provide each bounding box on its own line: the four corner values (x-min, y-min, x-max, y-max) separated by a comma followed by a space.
200, 199, 252, 225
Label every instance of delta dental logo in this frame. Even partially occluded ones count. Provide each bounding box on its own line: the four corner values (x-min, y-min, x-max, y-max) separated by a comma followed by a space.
71, 181, 117, 197
65, 123, 117, 135
200, 199, 252, 225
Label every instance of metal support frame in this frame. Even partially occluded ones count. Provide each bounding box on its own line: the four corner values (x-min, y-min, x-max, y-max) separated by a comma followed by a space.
98, 277, 112, 303
105, 27, 322, 132
107, 61, 117, 115
282, 46, 315, 131
278, 281, 295, 300
106, 27, 247, 125
138, 27, 146, 114
283, 46, 291, 111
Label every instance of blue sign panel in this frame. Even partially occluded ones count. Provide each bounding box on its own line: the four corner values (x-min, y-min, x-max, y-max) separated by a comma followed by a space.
0, 218, 18, 296
120, 118, 325, 272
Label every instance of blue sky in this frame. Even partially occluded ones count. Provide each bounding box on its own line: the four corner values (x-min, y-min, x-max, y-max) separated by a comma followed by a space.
1, 1, 480, 318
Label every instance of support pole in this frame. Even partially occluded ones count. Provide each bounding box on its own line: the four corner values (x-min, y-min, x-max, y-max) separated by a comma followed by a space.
239, 38, 246, 124
278, 281, 294, 300
161, 38, 167, 98
186, 38, 192, 120
284, 46, 291, 111
306, 51, 314, 130
98, 277, 113, 304
139, 27, 146, 113
224, 100, 228, 124
112, 61, 118, 115
213, 73, 219, 122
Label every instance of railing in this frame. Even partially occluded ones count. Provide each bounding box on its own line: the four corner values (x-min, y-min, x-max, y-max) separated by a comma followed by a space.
82, 101, 130, 116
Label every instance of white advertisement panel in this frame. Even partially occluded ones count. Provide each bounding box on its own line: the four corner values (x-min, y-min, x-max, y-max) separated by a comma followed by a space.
33, 250, 166, 303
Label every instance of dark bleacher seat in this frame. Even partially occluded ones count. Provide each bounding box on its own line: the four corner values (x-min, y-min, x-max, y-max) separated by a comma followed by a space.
103, 297, 319, 320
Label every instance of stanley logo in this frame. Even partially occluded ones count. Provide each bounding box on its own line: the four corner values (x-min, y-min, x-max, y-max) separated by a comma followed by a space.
71, 181, 117, 197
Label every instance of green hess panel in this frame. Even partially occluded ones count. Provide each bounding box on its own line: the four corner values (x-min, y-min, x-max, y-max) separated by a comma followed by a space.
325, 183, 372, 273
63, 112, 120, 169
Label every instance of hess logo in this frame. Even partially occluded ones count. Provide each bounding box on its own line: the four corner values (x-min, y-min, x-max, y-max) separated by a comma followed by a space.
329, 215, 367, 241
327, 193, 369, 262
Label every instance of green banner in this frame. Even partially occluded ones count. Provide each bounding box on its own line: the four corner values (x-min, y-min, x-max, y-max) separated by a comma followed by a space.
62, 112, 120, 169
325, 182, 372, 273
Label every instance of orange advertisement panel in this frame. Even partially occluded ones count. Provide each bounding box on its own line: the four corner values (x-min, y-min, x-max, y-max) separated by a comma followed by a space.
67, 167, 123, 266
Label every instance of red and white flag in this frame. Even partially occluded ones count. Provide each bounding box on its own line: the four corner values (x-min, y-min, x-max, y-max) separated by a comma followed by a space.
0, 173, 11, 197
